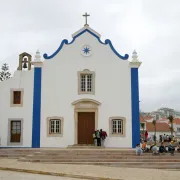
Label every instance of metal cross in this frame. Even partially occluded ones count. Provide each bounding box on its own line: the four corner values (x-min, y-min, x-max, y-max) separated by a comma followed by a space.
83, 12, 90, 26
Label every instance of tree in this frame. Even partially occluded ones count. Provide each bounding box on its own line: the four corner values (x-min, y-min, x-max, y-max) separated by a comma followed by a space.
0, 63, 11, 81
140, 123, 145, 141
152, 120, 157, 145
168, 115, 174, 138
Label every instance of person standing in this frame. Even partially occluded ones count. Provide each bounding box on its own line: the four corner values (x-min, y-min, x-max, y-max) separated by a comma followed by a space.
100, 129, 107, 147
96, 130, 101, 146
93, 130, 97, 146
145, 131, 148, 141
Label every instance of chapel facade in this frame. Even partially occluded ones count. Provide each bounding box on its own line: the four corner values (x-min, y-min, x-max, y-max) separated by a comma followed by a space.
0, 16, 141, 148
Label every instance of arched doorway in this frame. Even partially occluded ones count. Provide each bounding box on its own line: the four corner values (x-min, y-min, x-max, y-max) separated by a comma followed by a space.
72, 99, 101, 145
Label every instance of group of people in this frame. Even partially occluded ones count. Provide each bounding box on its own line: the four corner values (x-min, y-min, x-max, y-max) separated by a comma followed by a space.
93, 129, 107, 146
136, 141, 180, 156
159, 134, 177, 142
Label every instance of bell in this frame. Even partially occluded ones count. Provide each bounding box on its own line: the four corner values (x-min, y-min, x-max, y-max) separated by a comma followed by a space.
23, 62, 27, 69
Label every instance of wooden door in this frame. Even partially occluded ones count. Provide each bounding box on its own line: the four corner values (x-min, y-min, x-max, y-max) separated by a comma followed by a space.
11, 121, 21, 142
78, 112, 95, 144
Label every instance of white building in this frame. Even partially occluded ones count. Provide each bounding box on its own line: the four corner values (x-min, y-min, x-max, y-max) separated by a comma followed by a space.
169, 118, 180, 137
0, 18, 141, 148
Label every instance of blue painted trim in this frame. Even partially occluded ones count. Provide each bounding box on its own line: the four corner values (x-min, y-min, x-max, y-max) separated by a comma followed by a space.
32, 68, 42, 148
43, 29, 129, 60
131, 68, 140, 148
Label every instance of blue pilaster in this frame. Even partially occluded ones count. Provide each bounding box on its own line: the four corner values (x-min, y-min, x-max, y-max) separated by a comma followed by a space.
131, 68, 140, 148
32, 67, 42, 148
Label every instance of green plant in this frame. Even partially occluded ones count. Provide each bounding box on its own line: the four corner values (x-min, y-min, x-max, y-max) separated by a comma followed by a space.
0, 63, 11, 81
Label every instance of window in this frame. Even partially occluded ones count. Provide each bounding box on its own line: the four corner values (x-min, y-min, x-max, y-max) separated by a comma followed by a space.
81, 74, 92, 92
112, 119, 123, 134
49, 119, 61, 134
177, 127, 180, 132
109, 117, 126, 137
10, 121, 21, 142
13, 91, 21, 104
7, 119, 23, 146
47, 117, 64, 137
78, 70, 95, 95
10, 89, 24, 107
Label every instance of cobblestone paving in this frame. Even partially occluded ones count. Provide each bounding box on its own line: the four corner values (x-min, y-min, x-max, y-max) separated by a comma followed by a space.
0, 170, 84, 180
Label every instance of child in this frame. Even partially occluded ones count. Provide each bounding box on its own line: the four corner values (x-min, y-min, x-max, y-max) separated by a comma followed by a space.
136, 144, 143, 155
150, 144, 159, 155
177, 142, 180, 153
142, 141, 149, 152
168, 141, 175, 155
159, 142, 167, 154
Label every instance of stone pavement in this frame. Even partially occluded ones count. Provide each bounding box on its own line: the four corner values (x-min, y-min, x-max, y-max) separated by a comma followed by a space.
0, 159, 180, 180
0, 170, 84, 180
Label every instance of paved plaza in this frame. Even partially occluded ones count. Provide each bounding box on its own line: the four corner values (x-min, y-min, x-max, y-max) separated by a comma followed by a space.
0, 170, 83, 180
0, 159, 180, 180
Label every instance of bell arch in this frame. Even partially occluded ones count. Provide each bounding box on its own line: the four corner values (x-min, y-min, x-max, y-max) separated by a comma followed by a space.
17, 52, 32, 71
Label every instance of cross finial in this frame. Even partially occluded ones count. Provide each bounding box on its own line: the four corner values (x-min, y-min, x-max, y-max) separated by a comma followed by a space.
83, 12, 90, 26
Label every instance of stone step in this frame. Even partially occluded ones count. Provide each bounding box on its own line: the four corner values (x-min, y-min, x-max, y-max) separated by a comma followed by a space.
38, 162, 180, 169
2, 154, 180, 158
0, 152, 153, 156
0, 149, 135, 152
67, 145, 105, 149
1, 152, 180, 156
0, 150, 135, 153
23, 154, 180, 159
18, 158, 180, 162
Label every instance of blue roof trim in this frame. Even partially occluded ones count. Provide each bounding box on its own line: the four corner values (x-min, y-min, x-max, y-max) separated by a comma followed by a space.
43, 29, 129, 60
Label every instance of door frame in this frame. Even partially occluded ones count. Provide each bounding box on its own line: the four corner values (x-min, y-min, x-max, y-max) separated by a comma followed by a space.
7, 118, 24, 146
72, 99, 101, 145
77, 112, 95, 144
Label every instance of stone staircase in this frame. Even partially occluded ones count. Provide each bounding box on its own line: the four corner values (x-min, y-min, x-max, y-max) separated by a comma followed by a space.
0, 148, 180, 169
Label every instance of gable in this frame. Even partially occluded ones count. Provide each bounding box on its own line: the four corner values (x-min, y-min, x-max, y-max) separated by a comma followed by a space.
43, 27, 129, 60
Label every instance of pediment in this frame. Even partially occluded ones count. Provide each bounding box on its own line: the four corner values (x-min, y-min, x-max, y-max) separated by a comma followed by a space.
72, 99, 101, 109
43, 26, 129, 60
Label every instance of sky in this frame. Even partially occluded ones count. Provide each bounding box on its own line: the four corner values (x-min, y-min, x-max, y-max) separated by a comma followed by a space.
0, 0, 180, 112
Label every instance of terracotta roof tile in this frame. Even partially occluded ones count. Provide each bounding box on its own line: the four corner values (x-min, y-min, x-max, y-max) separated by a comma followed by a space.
173, 118, 180, 125
146, 122, 170, 132
140, 115, 146, 122
167, 118, 180, 124
144, 116, 153, 120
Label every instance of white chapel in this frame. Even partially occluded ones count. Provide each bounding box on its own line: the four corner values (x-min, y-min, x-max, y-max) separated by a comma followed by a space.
0, 14, 141, 148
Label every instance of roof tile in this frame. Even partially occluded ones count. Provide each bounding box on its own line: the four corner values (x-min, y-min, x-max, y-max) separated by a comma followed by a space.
146, 122, 170, 132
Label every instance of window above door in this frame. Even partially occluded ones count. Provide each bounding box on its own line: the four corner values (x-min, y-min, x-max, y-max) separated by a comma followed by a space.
78, 69, 95, 95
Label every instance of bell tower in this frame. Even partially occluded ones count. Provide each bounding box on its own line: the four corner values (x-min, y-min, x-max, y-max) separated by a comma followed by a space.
17, 52, 32, 70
